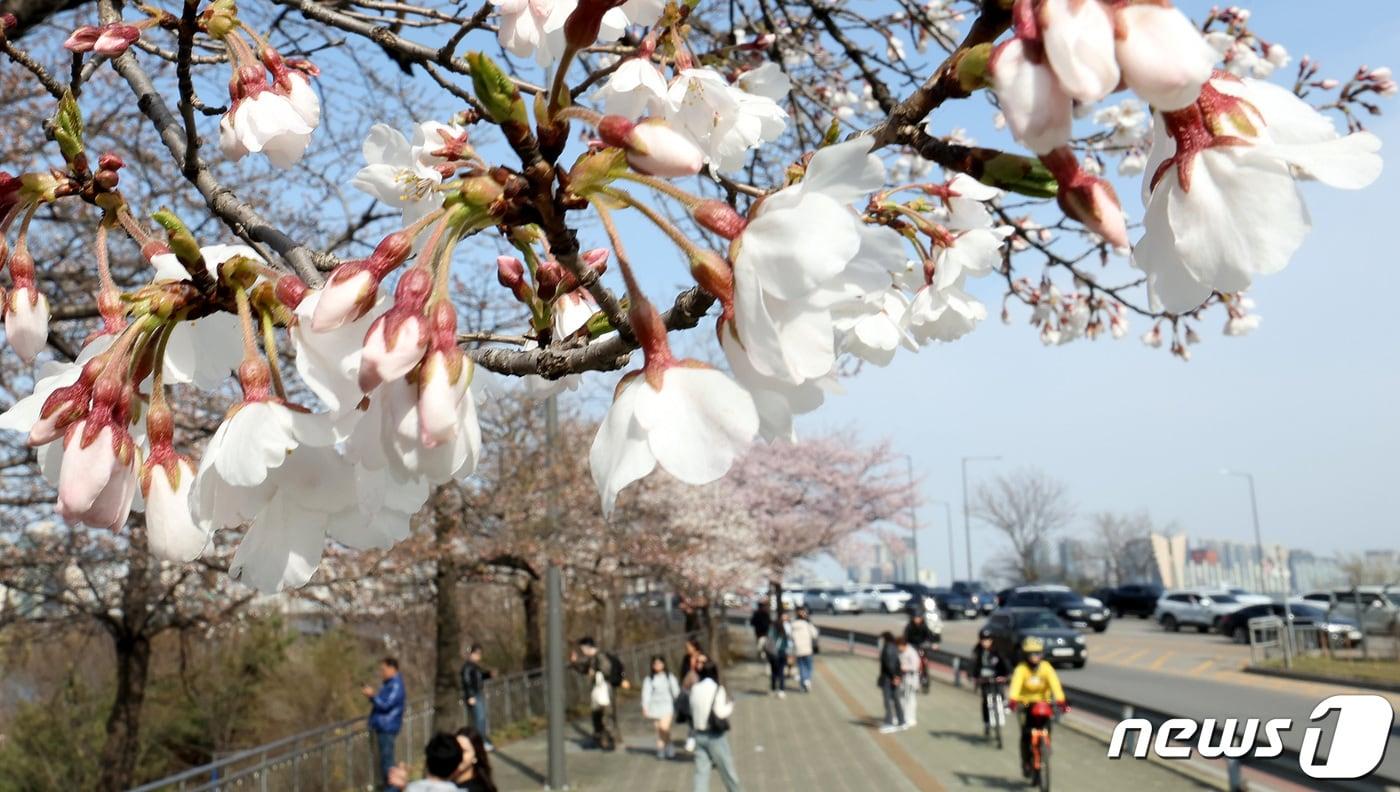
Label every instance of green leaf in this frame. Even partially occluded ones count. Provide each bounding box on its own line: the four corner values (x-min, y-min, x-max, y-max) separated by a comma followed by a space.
54, 90, 84, 164
467, 52, 527, 127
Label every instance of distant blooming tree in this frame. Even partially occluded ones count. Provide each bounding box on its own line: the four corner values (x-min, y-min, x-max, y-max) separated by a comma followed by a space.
0, 0, 1391, 627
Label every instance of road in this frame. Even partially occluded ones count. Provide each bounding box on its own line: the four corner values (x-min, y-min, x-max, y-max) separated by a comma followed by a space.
812, 611, 1400, 783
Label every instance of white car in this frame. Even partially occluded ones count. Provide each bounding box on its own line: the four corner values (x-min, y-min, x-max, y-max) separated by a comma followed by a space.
1155, 590, 1245, 633
1208, 586, 1272, 605
866, 584, 913, 613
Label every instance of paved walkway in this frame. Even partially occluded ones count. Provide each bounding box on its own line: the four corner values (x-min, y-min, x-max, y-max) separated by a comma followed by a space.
489, 651, 1210, 791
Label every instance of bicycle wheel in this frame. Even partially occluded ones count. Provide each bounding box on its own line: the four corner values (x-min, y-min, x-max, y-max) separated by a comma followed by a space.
1038, 737, 1051, 791
994, 693, 1004, 750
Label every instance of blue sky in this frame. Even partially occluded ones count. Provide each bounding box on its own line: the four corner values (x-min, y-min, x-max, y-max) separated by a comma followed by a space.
795, 2, 1400, 578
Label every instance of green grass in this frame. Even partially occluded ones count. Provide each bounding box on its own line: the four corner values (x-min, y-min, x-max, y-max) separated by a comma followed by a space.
1259, 655, 1400, 685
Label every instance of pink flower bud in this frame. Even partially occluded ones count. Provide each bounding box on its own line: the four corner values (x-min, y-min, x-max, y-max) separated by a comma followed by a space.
692, 200, 747, 240
142, 458, 208, 561
63, 25, 101, 52
989, 38, 1072, 155
98, 152, 124, 171
418, 349, 468, 448
5, 285, 50, 363
536, 260, 564, 301
1040, 148, 1129, 252
57, 420, 137, 529
496, 256, 531, 303
275, 274, 308, 309
358, 314, 426, 392
623, 120, 704, 178
310, 263, 377, 331
93, 24, 139, 56
1113, 4, 1215, 112
563, 0, 627, 51
581, 248, 610, 274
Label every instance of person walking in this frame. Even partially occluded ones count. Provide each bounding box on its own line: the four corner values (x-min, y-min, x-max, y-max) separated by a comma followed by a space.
689, 660, 743, 792
897, 636, 921, 727
789, 608, 819, 692
459, 644, 494, 752
363, 657, 406, 791
876, 632, 905, 734
569, 637, 628, 751
764, 611, 792, 698
641, 655, 681, 759
749, 601, 771, 658
679, 638, 704, 691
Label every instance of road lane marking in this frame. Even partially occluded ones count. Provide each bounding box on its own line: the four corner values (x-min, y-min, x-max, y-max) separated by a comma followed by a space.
1148, 652, 1175, 671
1118, 648, 1151, 665
1187, 660, 1213, 675
818, 658, 947, 792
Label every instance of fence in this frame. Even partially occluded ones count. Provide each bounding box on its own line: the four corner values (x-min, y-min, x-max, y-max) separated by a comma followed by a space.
129, 631, 697, 792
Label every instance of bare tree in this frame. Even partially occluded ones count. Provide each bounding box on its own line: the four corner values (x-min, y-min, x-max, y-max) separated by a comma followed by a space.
973, 468, 1074, 584
1086, 511, 1160, 586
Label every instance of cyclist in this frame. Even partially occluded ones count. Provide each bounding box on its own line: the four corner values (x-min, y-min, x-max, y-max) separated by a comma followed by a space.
902, 610, 939, 688
1008, 637, 1068, 780
969, 629, 1010, 736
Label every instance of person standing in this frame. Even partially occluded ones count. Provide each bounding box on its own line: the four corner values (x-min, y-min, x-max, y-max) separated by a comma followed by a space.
641, 655, 681, 759
876, 632, 905, 734
678, 638, 704, 691
363, 657, 406, 791
897, 636, 921, 727
459, 645, 494, 752
749, 601, 771, 658
570, 637, 628, 751
689, 660, 743, 792
764, 611, 792, 698
789, 608, 819, 692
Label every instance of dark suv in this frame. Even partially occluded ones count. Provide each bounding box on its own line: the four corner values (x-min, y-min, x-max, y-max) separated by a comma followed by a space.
1004, 589, 1111, 632
1100, 583, 1164, 618
950, 580, 998, 615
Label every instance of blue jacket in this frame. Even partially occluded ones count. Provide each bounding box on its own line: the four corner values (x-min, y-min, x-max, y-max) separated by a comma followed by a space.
368, 675, 405, 733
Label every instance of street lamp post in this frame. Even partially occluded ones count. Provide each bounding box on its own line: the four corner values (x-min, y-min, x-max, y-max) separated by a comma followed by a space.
930, 499, 955, 585
544, 394, 567, 789
1223, 469, 1292, 668
904, 456, 920, 584
961, 456, 1001, 581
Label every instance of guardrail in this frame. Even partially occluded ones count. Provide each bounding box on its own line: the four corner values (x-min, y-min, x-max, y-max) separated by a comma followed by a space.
130, 631, 698, 792
727, 615, 1396, 792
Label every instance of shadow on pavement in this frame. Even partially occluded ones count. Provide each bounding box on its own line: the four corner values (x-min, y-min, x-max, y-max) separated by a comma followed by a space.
926, 728, 995, 746
952, 771, 1030, 789
488, 749, 546, 784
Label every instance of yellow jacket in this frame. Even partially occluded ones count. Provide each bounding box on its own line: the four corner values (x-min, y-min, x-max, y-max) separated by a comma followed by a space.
1008, 660, 1065, 706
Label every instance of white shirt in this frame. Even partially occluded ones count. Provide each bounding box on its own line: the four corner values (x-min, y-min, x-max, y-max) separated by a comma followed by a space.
689, 678, 734, 732
405, 780, 459, 792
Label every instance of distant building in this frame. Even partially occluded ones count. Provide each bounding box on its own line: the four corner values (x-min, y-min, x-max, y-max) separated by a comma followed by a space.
1289, 550, 1346, 592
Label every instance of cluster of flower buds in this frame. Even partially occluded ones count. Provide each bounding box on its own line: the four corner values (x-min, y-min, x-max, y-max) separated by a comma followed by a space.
64, 22, 141, 56
989, 0, 1215, 154
211, 2, 321, 170
496, 247, 610, 339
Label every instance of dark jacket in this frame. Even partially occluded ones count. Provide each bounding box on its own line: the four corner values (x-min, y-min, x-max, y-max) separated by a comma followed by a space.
368, 674, 406, 733
903, 620, 938, 646
969, 644, 1011, 681
461, 659, 491, 701
749, 609, 771, 637
878, 641, 902, 683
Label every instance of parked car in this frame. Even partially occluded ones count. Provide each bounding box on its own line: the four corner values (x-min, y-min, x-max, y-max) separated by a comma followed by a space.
1207, 586, 1271, 605
928, 587, 980, 620
1100, 583, 1164, 618
1153, 590, 1244, 633
1217, 603, 1363, 646
982, 607, 1088, 668
1004, 588, 1112, 632
865, 583, 913, 613
950, 580, 999, 615
1300, 586, 1400, 635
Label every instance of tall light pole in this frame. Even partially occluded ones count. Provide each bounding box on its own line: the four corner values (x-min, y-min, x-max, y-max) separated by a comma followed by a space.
961, 456, 1001, 580
545, 393, 566, 789
903, 455, 921, 584
929, 499, 954, 585
1222, 469, 1292, 667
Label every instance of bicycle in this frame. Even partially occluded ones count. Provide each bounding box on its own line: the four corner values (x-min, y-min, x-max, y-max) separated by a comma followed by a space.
976, 670, 1006, 749
1017, 701, 1061, 791
915, 643, 936, 694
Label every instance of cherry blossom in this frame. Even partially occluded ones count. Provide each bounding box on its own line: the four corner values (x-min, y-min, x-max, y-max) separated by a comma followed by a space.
143, 458, 208, 563
595, 57, 669, 118
218, 74, 317, 169
665, 67, 789, 172
352, 123, 454, 225
150, 244, 253, 390
3, 285, 49, 363
1134, 76, 1383, 312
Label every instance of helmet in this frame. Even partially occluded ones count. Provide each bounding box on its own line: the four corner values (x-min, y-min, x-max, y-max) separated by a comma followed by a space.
978, 628, 994, 640
1021, 636, 1045, 655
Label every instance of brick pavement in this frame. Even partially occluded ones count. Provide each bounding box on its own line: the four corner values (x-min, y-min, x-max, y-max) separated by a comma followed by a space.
487, 651, 1213, 791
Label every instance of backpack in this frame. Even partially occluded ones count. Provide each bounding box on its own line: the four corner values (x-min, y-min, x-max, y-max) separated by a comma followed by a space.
604, 652, 625, 687
674, 686, 692, 725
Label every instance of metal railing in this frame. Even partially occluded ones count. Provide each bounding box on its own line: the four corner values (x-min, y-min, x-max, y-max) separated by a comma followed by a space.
130, 631, 697, 792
